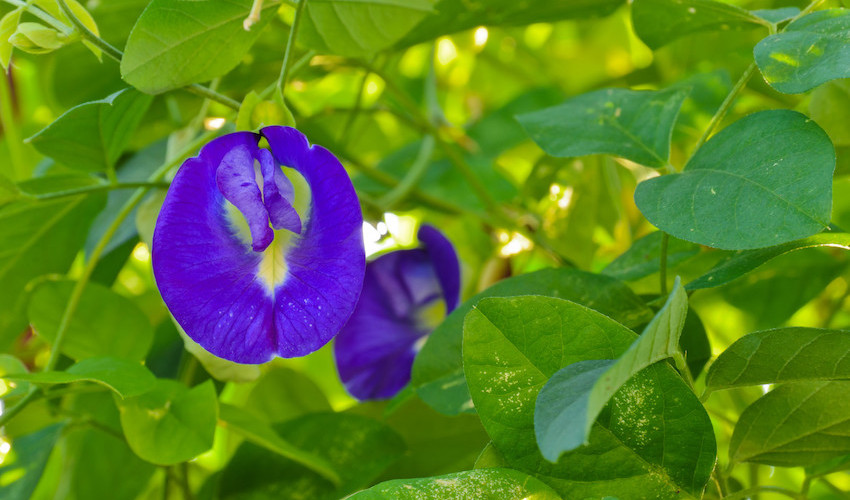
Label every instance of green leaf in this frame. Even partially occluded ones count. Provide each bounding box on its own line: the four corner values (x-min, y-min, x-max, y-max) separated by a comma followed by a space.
631, 0, 767, 50
0, 8, 22, 69
244, 366, 332, 423
65, 428, 156, 500
0, 354, 30, 397
27, 89, 152, 172
635, 110, 834, 250
730, 381, 850, 466
517, 88, 688, 168
810, 80, 850, 146
706, 328, 850, 391
686, 232, 850, 290
115, 379, 218, 465
2, 356, 155, 398
220, 413, 405, 499
534, 278, 688, 460
603, 231, 700, 281
0, 191, 105, 347
347, 468, 562, 500
412, 268, 653, 416
218, 403, 341, 485
120, 0, 276, 93
464, 295, 715, 498
473, 442, 509, 469
28, 280, 154, 361
0, 172, 21, 206
680, 309, 712, 378
0, 423, 65, 500
752, 7, 800, 25
755, 9, 850, 94
299, 0, 435, 57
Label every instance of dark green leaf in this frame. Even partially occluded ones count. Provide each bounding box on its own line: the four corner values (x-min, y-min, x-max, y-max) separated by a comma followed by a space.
534, 279, 688, 460
0, 423, 64, 500
810, 79, 850, 146
2, 356, 155, 397
27, 89, 152, 172
635, 110, 834, 250
0, 191, 104, 347
680, 309, 712, 378
517, 88, 688, 167
631, 0, 766, 50
299, 0, 435, 57
115, 379, 218, 465
348, 468, 561, 500
707, 328, 850, 390
603, 231, 700, 281
120, 0, 276, 93
730, 381, 850, 466
686, 232, 850, 290
28, 280, 154, 361
755, 9, 850, 94
65, 428, 156, 500
464, 295, 715, 498
412, 268, 653, 416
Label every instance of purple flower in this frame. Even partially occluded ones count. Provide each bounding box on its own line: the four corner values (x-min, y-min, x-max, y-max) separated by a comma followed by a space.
334, 225, 460, 400
152, 127, 365, 364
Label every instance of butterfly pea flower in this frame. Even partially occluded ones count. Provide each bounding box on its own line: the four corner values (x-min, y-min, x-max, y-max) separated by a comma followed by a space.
152, 127, 365, 364
334, 225, 460, 400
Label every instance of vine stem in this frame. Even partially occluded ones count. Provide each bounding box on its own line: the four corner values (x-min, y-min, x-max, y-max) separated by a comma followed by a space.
0, 71, 24, 180
32, 182, 171, 201
57, 0, 240, 110
0, 128, 220, 429
691, 62, 756, 154
659, 232, 669, 296
275, 0, 306, 105
1, 0, 72, 35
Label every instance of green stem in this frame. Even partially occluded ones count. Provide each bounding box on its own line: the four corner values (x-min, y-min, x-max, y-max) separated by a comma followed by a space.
275, 0, 307, 104
692, 62, 756, 154
339, 65, 371, 147
378, 134, 434, 209
0, 71, 24, 180
57, 0, 239, 111
2, 0, 72, 35
660, 232, 669, 296
32, 181, 171, 201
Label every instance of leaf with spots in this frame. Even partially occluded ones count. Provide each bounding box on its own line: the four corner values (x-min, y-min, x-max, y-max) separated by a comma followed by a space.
755, 9, 850, 94
347, 468, 561, 500
635, 110, 834, 250
517, 88, 688, 168
534, 278, 688, 460
463, 295, 715, 499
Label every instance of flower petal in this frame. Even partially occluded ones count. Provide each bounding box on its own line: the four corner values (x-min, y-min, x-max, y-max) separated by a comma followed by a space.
257, 148, 301, 234
214, 144, 273, 252
418, 224, 461, 312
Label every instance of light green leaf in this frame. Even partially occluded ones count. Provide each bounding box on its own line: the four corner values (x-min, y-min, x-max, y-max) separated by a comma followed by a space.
635, 110, 834, 250
299, 0, 435, 57
473, 442, 509, 469
603, 231, 700, 281
706, 328, 850, 390
0, 172, 21, 206
463, 295, 715, 498
28, 279, 154, 361
27, 88, 152, 172
810, 79, 850, 146
412, 268, 653, 416
0, 423, 65, 500
0, 190, 105, 347
730, 381, 850, 466
751, 7, 800, 25
120, 0, 277, 93
116, 379, 218, 465
0, 8, 22, 69
0, 354, 29, 397
518, 88, 688, 167
534, 278, 688, 460
348, 468, 561, 500
2, 356, 155, 398
218, 403, 341, 485
631, 0, 767, 50
755, 9, 850, 94
686, 232, 850, 290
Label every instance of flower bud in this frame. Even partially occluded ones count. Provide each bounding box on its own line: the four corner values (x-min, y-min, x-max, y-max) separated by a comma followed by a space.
9, 22, 65, 54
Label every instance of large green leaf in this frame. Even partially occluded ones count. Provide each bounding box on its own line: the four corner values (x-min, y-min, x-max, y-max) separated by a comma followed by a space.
755, 9, 850, 94
631, 0, 767, 50
2, 356, 155, 398
0, 423, 65, 500
464, 296, 715, 498
0, 189, 105, 347
120, 0, 277, 93
706, 328, 850, 391
635, 110, 834, 250
686, 232, 850, 290
218, 403, 340, 485
412, 269, 653, 416
299, 0, 435, 57
220, 413, 405, 499
603, 231, 700, 282
28, 280, 154, 361
534, 280, 688, 460
517, 88, 688, 168
27, 89, 152, 172
810, 80, 850, 146
115, 379, 218, 465
348, 468, 561, 500
730, 381, 850, 466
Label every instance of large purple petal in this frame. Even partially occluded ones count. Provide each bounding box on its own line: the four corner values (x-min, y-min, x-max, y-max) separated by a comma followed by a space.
262, 126, 365, 358
153, 128, 365, 363
418, 224, 461, 312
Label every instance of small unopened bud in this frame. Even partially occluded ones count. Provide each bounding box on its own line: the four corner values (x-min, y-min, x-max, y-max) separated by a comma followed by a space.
9, 22, 66, 54
243, 0, 264, 31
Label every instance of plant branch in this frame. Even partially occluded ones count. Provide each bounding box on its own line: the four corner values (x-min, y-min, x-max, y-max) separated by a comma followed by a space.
32, 181, 170, 201
691, 62, 756, 154
660, 232, 669, 296
2, 0, 72, 35
275, 0, 306, 104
